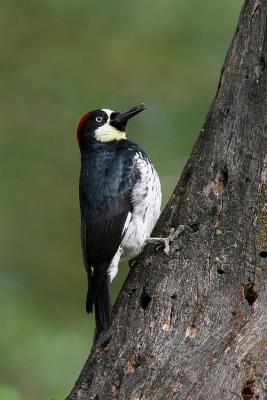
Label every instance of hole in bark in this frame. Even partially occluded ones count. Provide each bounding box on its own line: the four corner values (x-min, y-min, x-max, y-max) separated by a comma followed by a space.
259, 250, 267, 258
244, 282, 258, 306
140, 288, 151, 310
129, 288, 136, 296
212, 163, 228, 197
99, 335, 112, 350
170, 293, 177, 300
221, 165, 228, 185
213, 163, 228, 185
174, 246, 182, 252
226, 108, 230, 114
189, 221, 199, 232
241, 386, 254, 399
217, 267, 225, 274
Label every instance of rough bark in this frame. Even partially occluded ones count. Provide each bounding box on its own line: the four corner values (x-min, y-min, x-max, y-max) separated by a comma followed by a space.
67, 1, 267, 399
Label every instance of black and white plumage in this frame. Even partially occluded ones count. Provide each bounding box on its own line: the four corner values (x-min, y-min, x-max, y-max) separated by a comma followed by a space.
77, 104, 161, 338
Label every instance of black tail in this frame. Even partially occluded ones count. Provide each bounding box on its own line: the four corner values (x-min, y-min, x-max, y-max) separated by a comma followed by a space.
86, 272, 111, 340
94, 275, 111, 338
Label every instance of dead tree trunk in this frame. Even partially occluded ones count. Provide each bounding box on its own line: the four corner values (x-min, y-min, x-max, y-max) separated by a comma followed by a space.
68, 1, 267, 399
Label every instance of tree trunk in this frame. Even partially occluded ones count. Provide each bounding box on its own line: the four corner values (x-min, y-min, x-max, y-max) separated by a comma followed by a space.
67, 1, 267, 399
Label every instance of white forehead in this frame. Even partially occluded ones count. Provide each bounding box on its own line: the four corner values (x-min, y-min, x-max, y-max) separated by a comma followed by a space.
101, 109, 114, 119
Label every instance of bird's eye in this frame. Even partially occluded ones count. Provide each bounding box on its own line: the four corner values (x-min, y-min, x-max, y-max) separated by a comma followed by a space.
96, 116, 103, 123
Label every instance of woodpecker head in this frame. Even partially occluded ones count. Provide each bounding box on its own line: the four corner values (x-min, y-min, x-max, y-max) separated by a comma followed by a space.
77, 103, 145, 148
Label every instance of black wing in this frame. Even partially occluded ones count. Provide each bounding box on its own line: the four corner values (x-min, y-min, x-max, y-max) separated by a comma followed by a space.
80, 146, 141, 270
81, 189, 134, 267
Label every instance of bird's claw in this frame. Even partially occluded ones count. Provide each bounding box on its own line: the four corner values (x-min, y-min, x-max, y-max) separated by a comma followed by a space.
129, 255, 139, 269
147, 225, 187, 254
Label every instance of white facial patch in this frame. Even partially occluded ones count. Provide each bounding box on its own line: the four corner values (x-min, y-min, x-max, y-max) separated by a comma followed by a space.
101, 109, 113, 118
95, 109, 127, 143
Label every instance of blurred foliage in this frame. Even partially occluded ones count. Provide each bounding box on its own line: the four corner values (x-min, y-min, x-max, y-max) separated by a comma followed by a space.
0, 0, 243, 399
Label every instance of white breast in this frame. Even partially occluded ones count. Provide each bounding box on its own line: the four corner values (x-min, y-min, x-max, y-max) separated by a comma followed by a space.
121, 153, 162, 258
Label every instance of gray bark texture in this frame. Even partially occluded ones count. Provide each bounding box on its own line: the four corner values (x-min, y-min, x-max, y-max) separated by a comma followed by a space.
67, 1, 267, 399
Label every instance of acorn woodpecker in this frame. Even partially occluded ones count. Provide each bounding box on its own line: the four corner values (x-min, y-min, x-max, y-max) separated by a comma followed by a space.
77, 104, 162, 338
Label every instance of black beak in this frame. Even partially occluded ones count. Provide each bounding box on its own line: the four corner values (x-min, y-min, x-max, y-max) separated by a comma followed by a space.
110, 103, 146, 130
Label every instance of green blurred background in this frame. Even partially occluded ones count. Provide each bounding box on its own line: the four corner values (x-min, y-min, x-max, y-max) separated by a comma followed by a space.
0, 0, 243, 399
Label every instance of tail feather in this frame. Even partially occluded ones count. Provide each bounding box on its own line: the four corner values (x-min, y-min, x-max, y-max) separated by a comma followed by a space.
86, 272, 111, 340
94, 275, 111, 338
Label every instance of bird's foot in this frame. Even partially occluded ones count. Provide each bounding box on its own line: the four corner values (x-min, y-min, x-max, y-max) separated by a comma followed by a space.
129, 255, 139, 269
147, 225, 187, 254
